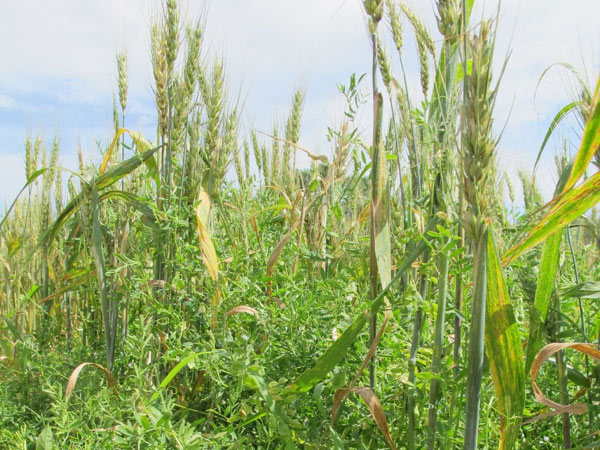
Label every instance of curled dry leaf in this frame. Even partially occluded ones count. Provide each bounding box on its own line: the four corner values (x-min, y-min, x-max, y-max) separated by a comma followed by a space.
148, 279, 165, 288
528, 342, 600, 422
331, 386, 396, 450
226, 305, 261, 320
224, 305, 268, 352
331, 311, 392, 446
66, 362, 117, 398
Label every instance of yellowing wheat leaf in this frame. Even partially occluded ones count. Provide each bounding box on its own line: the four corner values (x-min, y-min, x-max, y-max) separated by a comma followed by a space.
195, 187, 219, 281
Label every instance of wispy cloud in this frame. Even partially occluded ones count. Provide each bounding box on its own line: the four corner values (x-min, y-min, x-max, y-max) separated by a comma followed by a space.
0, 94, 16, 109
0, 0, 598, 205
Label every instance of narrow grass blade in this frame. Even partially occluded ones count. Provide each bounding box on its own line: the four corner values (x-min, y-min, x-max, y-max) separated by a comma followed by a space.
485, 227, 525, 449
97, 146, 161, 190
525, 229, 562, 372
562, 281, 600, 299
99, 128, 159, 181
99, 128, 129, 175
525, 164, 570, 371
149, 352, 209, 402
532, 101, 583, 177
0, 168, 47, 231
42, 146, 160, 248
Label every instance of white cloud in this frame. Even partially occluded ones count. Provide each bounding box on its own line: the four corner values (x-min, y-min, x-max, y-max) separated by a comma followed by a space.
0, 0, 598, 205
0, 94, 16, 109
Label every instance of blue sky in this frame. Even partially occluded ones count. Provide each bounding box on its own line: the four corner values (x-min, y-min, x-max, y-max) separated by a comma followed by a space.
0, 0, 598, 206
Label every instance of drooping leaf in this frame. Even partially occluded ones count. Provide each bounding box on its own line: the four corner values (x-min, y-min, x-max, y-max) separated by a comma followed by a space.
99, 128, 159, 185
97, 190, 157, 228
97, 145, 161, 191
42, 146, 161, 247
504, 76, 600, 264
0, 168, 47, 231
331, 387, 397, 450
532, 100, 583, 177
289, 309, 369, 394
503, 169, 600, 265
65, 362, 117, 398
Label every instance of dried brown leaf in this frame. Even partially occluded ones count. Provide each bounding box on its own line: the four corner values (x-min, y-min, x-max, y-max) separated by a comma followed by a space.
65, 362, 117, 398
331, 386, 396, 450
529, 342, 600, 420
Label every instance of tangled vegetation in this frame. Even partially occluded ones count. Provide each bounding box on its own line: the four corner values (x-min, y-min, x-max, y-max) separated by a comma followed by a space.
1, 1, 599, 448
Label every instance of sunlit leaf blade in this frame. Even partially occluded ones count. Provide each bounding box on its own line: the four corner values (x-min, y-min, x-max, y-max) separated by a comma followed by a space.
99, 128, 159, 183
561, 75, 600, 192
525, 164, 570, 372
149, 351, 211, 402
99, 128, 129, 175
525, 230, 561, 372
503, 170, 600, 265
532, 100, 583, 177
42, 145, 160, 248
485, 228, 524, 449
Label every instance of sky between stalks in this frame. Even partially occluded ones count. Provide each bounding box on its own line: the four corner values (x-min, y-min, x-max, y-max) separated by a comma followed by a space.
0, 0, 598, 207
